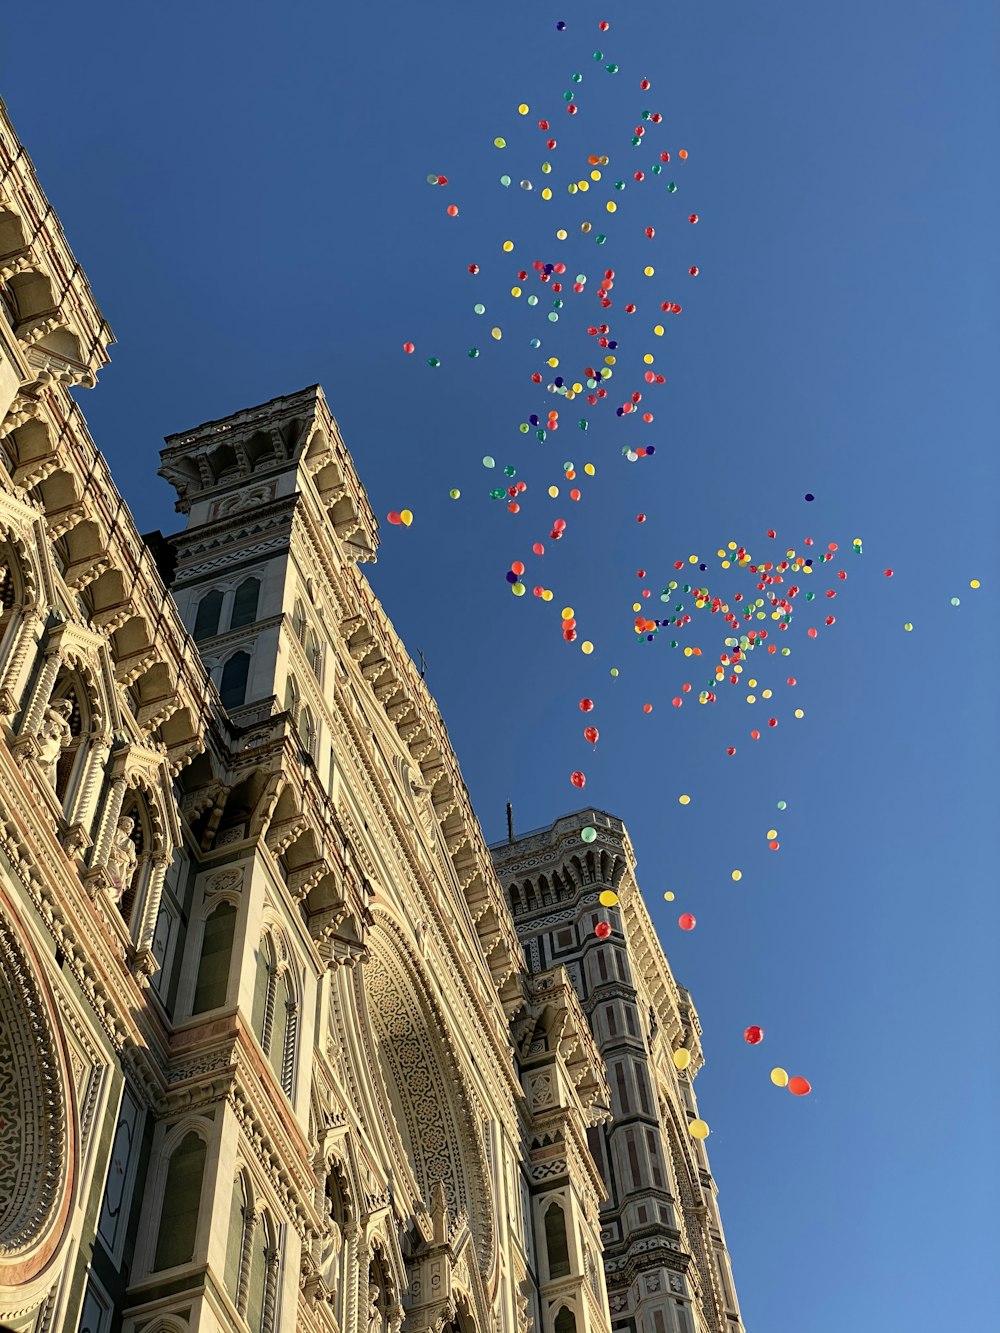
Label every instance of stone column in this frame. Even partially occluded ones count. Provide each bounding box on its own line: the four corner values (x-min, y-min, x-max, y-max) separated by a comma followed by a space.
64, 730, 112, 833
18, 644, 63, 738
90, 775, 129, 870
0, 608, 43, 717
134, 853, 170, 972
236, 1209, 259, 1318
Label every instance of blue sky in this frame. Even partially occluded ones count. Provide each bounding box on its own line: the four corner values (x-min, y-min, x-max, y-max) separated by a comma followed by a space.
5, 2, 998, 1328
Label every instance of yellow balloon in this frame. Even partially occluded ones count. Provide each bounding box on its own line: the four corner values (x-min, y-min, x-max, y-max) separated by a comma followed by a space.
511, 582, 526, 596
970, 579, 981, 589
400, 510, 413, 527
606, 200, 617, 213
678, 794, 691, 805
794, 708, 804, 719
653, 324, 664, 336
547, 357, 559, 368
673, 1048, 691, 1071
556, 229, 568, 240
584, 463, 595, 475
511, 286, 522, 297
688, 1119, 710, 1140
517, 104, 529, 115
731, 870, 742, 882
766, 829, 778, 840
541, 188, 552, 200
644, 265, 655, 276
663, 891, 675, 902
609, 667, 619, 677
590, 169, 602, 181
599, 889, 618, 907
491, 327, 502, 340
542, 590, 553, 602
502, 239, 514, 252
770, 1067, 789, 1088
561, 607, 574, 620
548, 485, 559, 498
581, 641, 594, 654
494, 137, 507, 149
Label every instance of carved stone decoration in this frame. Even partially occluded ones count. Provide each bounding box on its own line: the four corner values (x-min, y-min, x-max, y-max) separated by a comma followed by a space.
0, 907, 72, 1282
105, 816, 138, 902
34, 698, 73, 786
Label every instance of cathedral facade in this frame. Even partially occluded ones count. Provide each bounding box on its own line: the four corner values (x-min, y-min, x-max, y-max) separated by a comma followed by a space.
0, 100, 744, 1333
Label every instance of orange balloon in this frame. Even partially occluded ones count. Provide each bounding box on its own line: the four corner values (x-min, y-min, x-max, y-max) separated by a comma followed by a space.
788, 1076, 811, 1097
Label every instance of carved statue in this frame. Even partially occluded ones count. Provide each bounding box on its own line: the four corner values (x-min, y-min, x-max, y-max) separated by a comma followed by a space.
367, 1282, 383, 1333
36, 698, 73, 786
106, 816, 138, 901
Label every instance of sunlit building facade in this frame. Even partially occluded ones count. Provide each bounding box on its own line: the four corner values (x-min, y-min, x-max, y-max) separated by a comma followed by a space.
0, 100, 743, 1333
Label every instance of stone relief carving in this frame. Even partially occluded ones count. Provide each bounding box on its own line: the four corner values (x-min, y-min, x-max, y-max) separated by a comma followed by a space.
35, 699, 73, 786
105, 816, 138, 902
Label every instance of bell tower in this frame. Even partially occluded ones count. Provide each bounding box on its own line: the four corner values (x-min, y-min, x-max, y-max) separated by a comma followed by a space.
157, 385, 378, 774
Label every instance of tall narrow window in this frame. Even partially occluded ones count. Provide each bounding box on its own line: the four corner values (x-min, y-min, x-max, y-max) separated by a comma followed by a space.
305, 629, 322, 680
298, 705, 316, 758
291, 599, 306, 644
283, 675, 299, 719
245, 1211, 271, 1333
192, 902, 237, 1013
544, 1202, 570, 1279
230, 577, 261, 629
225, 1172, 250, 1304
250, 935, 297, 1098
220, 651, 251, 709
153, 1131, 207, 1270
193, 589, 223, 640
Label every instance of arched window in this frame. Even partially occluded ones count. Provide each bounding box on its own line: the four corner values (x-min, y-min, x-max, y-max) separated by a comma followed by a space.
192, 902, 237, 1013
220, 651, 251, 709
305, 628, 322, 680
225, 1171, 250, 1304
291, 599, 306, 645
153, 1131, 207, 1270
245, 1211, 273, 1333
250, 935, 297, 1098
230, 577, 261, 629
553, 1308, 577, 1333
298, 705, 316, 759
283, 674, 299, 719
544, 1201, 570, 1279
193, 589, 224, 640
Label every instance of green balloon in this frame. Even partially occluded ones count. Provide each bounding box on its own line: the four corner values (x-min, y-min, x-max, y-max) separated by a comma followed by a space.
427, 357, 440, 367
777, 800, 787, 810
489, 488, 505, 499
548, 312, 559, 322
578, 419, 588, 430
474, 303, 486, 315
504, 465, 516, 477
527, 294, 538, 306
500, 175, 511, 187
667, 182, 677, 192
483, 455, 495, 468
606, 63, 619, 73
449, 489, 461, 499
467, 348, 479, 358
563, 90, 574, 101
652, 164, 663, 175
631, 137, 642, 146
593, 50, 604, 61
596, 234, 607, 244
519, 423, 529, 433
581, 826, 597, 843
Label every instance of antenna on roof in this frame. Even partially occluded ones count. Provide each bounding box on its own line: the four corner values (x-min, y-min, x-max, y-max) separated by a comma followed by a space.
506, 801, 515, 842
418, 650, 426, 679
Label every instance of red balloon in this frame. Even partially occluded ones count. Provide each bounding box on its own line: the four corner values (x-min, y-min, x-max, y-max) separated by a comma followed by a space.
387, 511, 402, 525
532, 542, 545, 556
446, 204, 459, 217
594, 921, 612, 939
788, 1076, 812, 1097
570, 770, 586, 789
678, 914, 696, 931
511, 560, 525, 576
402, 342, 415, 354
468, 263, 480, 274
583, 725, 599, 744
579, 698, 594, 713
689, 266, 699, 276
636, 513, 647, 523
743, 1025, 764, 1045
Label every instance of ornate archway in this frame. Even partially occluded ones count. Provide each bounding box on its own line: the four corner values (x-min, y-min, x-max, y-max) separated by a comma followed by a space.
0, 901, 75, 1287
355, 916, 494, 1277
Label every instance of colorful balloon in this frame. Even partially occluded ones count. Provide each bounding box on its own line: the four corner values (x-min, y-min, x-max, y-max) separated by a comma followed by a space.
688, 1119, 710, 1139
678, 913, 696, 931
743, 1026, 764, 1045
788, 1076, 812, 1097
582, 826, 598, 843
583, 726, 599, 744
594, 921, 612, 939
673, 1048, 691, 1070
599, 889, 618, 907
570, 771, 586, 788
770, 1067, 789, 1087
